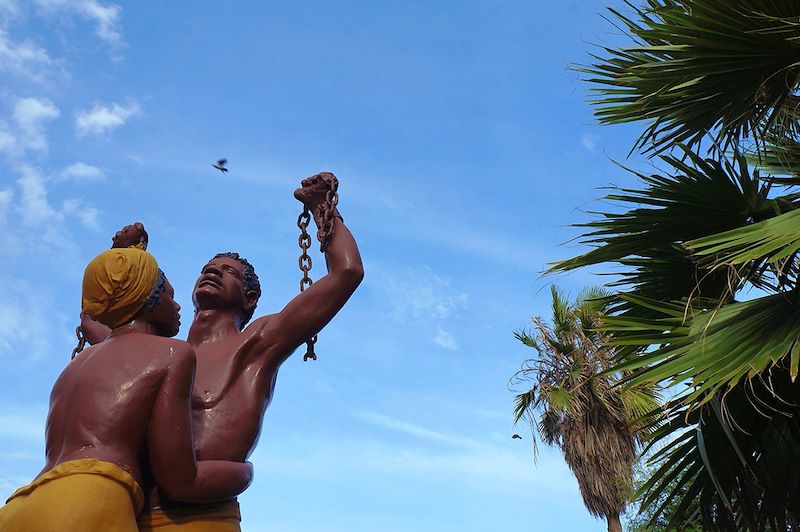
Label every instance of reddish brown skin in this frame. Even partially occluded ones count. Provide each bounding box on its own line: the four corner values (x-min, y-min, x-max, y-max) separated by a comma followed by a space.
46, 279, 253, 504
82, 175, 364, 511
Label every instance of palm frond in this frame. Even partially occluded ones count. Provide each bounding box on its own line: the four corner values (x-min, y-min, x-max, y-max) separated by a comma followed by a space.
550, 146, 770, 276
605, 292, 800, 401
580, 0, 800, 154
689, 198, 800, 270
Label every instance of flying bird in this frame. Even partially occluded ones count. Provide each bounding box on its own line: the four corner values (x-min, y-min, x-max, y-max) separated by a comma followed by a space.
212, 159, 228, 173
512, 434, 522, 440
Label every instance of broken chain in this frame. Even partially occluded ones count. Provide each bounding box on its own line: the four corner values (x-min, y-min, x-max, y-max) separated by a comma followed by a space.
296, 173, 339, 362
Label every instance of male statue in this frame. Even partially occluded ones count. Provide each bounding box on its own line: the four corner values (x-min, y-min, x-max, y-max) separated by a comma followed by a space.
83, 173, 364, 531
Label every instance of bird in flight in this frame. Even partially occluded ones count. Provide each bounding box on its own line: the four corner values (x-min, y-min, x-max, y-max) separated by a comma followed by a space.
212, 158, 228, 173
512, 434, 522, 440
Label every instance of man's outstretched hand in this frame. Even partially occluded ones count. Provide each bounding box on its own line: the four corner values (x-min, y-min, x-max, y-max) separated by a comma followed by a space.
111, 222, 148, 250
294, 172, 337, 211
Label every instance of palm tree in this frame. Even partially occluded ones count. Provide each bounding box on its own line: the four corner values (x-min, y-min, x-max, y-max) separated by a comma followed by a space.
512, 286, 658, 532
551, 0, 800, 529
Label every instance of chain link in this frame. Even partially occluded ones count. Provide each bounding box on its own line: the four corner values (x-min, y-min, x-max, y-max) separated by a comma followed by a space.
296, 173, 339, 362
318, 183, 339, 253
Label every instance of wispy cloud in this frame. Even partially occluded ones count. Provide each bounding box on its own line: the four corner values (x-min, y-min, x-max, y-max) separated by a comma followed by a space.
0, 188, 9, 227
75, 101, 139, 137
0, 278, 62, 365
0, 74, 102, 262
0, 0, 22, 22
5, 165, 101, 257
432, 325, 458, 350
11, 97, 60, 153
34, 0, 123, 47
253, 429, 576, 497
581, 132, 599, 153
354, 411, 480, 448
17, 164, 58, 225
124, 153, 143, 165
367, 263, 467, 350
0, 29, 61, 83
369, 264, 468, 323
62, 197, 100, 229
58, 161, 105, 182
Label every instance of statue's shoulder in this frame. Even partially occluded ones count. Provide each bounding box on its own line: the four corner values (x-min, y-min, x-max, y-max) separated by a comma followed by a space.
243, 313, 279, 336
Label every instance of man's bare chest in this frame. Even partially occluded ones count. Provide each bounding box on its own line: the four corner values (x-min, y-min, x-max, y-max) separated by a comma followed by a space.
190, 333, 277, 409
191, 337, 248, 407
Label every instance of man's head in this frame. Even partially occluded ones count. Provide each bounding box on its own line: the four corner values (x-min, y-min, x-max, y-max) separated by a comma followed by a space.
192, 252, 261, 329
82, 248, 181, 336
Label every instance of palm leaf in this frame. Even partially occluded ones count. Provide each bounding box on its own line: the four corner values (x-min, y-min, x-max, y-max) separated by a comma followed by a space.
689, 199, 800, 268
580, 0, 800, 154
550, 146, 771, 275
605, 293, 800, 403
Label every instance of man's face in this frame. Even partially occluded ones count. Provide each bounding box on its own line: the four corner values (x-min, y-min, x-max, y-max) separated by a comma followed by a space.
192, 257, 248, 314
151, 277, 181, 337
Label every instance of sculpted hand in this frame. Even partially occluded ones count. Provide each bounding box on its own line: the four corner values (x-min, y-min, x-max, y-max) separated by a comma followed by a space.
294, 172, 337, 211
111, 222, 148, 250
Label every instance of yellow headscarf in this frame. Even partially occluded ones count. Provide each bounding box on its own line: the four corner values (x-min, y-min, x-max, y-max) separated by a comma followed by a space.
82, 248, 160, 329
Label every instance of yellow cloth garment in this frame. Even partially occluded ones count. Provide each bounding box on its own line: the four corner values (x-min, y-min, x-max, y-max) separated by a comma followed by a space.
0, 458, 144, 532
137, 502, 241, 531
82, 247, 159, 329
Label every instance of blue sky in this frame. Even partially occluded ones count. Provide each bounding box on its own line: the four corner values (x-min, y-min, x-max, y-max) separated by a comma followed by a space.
0, 1, 648, 530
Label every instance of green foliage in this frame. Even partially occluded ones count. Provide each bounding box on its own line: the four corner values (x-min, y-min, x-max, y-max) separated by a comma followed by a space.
512, 286, 659, 525
553, 0, 800, 528
580, 0, 800, 154
625, 461, 703, 532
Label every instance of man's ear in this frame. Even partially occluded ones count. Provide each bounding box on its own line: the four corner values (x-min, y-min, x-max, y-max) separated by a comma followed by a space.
243, 290, 259, 312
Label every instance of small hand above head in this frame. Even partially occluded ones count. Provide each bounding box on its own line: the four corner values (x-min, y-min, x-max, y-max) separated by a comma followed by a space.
111, 222, 148, 250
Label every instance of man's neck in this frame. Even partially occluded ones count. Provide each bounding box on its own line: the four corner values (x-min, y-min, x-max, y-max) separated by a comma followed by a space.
188, 310, 242, 346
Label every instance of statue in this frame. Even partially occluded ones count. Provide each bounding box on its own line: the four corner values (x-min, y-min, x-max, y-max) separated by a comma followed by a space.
82, 173, 363, 531
0, 248, 252, 531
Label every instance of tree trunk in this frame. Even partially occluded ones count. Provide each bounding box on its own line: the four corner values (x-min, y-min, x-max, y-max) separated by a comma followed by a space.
607, 513, 622, 532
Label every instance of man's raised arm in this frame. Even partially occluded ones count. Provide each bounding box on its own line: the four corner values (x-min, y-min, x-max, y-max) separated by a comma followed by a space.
254, 173, 363, 358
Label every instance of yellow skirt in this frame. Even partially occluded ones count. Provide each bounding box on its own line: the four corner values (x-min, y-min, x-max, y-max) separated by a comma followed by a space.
0, 458, 144, 532
137, 501, 241, 531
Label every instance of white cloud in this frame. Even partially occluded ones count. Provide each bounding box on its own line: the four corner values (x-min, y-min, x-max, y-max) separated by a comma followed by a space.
0, 122, 14, 153
367, 263, 467, 350
58, 161, 105, 182
61, 197, 100, 229
432, 326, 458, 350
17, 164, 58, 225
253, 430, 577, 497
34, 0, 123, 46
354, 411, 479, 448
0, 0, 22, 22
311, 379, 334, 395
581, 132, 599, 153
369, 264, 468, 322
12, 97, 59, 153
0, 98, 61, 156
77, 206, 99, 228
75, 101, 139, 137
0, 188, 11, 226
0, 277, 60, 365
0, 161, 102, 260
0, 29, 59, 84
